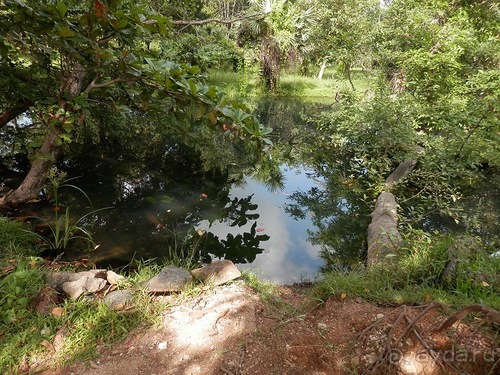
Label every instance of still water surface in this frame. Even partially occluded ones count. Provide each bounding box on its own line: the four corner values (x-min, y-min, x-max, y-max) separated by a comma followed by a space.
62, 100, 336, 284
42, 98, 499, 284
197, 166, 325, 283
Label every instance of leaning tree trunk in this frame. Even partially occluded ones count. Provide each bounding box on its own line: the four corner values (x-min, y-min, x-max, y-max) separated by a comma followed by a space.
0, 127, 63, 206
366, 160, 416, 266
0, 100, 34, 129
0, 64, 85, 208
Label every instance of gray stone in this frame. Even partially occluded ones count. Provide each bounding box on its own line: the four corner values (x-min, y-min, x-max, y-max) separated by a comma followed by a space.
106, 270, 126, 285
190, 260, 241, 286
143, 265, 192, 293
62, 275, 108, 299
45, 269, 107, 291
104, 289, 134, 310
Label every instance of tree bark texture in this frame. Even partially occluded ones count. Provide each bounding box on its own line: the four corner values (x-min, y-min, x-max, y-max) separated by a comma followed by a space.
0, 127, 62, 206
366, 160, 416, 267
367, 191, 402, 266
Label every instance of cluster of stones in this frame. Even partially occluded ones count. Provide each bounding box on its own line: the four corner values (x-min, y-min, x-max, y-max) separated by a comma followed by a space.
30, 260, 241, 314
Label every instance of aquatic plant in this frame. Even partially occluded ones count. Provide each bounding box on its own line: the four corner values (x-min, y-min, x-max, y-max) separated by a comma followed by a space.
28, 167, 109, 253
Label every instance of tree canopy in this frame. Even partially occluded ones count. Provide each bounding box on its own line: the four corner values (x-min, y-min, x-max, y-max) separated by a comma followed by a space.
0, 0, 271, 208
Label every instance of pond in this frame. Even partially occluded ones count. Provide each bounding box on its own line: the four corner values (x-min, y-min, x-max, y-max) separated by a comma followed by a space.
4, 99, 496, 284
56, 99, 362, 284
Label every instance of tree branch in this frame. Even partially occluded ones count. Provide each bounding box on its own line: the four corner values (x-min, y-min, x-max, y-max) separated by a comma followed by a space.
167, 12, 263, 26
0, 100, 34, 128
84, 75, 139, 93
435, 304, 500, 333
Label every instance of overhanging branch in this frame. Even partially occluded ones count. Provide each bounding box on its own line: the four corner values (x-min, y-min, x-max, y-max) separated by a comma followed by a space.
168, 12, 263, 26
84, 75, 140, 93
0, 100, 34, 128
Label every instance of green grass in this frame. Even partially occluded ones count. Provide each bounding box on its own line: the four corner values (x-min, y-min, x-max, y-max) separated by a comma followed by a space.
0, 258, 170, 374
206, 66, 375, 102
312, 232, 500, 310
241, 269, 276, 297
0, 216, 41, 259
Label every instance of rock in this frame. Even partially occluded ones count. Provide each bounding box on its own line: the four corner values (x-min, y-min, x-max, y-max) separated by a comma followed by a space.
190, 260, 241, 286
29, 286, 61, 315
143, 265, 192, 293
53, 325, 68, 353
157, 341, 168, 350
45, 271, 74, 291
62, 275, 108, 299
106, 270, 126, 285
51, 307, 65, 317
45, 269, 107, 291
317, 322, 328, 331
104, 289, 134, 310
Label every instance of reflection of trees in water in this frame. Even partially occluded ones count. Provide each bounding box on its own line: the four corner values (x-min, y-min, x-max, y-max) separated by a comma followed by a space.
200, 222, 270, 264
60, 142, 270, 267
285, 172, 370, 271
253, 99, 372, 270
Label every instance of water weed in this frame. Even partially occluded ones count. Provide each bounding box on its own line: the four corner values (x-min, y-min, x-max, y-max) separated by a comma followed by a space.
27, 167, 111, 254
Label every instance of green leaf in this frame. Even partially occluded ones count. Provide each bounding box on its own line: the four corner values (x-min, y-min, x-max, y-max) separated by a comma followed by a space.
188, 80, 197, 95
56, 2, 67, 17
59, 25, 75, 38
208, 111, 217, 125
187, 65, 200, 75
74, 95, 90, 108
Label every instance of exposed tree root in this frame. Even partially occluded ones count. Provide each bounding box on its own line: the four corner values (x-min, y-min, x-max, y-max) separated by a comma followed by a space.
436, 304, 500, 333
357, 303, 499, 374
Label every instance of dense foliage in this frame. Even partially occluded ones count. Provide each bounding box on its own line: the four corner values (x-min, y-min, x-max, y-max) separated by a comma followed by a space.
0, 0, 498, 263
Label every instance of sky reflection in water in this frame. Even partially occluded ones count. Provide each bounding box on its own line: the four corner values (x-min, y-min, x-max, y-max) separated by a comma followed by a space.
201, 165, 324, 284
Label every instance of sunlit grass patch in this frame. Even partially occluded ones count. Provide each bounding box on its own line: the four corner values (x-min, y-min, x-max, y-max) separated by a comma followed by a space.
312, 232, 500, 310
207, 66, 376, 102
241, 269, 276, 297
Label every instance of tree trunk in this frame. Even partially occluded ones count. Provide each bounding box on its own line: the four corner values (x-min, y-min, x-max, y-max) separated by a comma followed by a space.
366, 160, 416, 267
0, 100, 34, 128
261, 36, 280, 92
0, 127, 62, 206
344, 61, 355, 91
317, 60, 327, 80
0, 63, 85, 209
366, 191, 401, 266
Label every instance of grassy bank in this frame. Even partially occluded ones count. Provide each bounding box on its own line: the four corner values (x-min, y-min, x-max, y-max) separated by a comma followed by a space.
207, 67, 374, 102
1, 215, 499, 373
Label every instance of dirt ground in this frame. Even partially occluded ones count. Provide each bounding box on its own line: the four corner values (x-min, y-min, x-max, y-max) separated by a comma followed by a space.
47, 281, 498, 375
